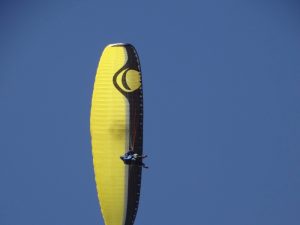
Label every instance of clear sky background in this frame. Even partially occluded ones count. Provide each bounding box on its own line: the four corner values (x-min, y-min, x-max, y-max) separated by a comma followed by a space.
1, 0, 300, 225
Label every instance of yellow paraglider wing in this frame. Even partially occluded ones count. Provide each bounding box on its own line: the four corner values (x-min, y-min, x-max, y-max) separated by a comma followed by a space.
90, 43, 143, 225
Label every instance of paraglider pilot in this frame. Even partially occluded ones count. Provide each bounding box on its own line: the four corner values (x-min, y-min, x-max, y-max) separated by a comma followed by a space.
120, 149, 148, 168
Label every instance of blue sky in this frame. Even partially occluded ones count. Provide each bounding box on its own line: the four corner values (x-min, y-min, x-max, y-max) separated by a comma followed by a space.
0, 0, 300, 225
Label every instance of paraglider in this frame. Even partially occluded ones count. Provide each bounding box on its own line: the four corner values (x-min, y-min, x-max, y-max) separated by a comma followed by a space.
120, 149, 148, 168
90, 43, 146, 225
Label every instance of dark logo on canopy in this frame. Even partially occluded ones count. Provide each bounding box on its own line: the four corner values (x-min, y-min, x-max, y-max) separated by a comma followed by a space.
113, 67, 141, 93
